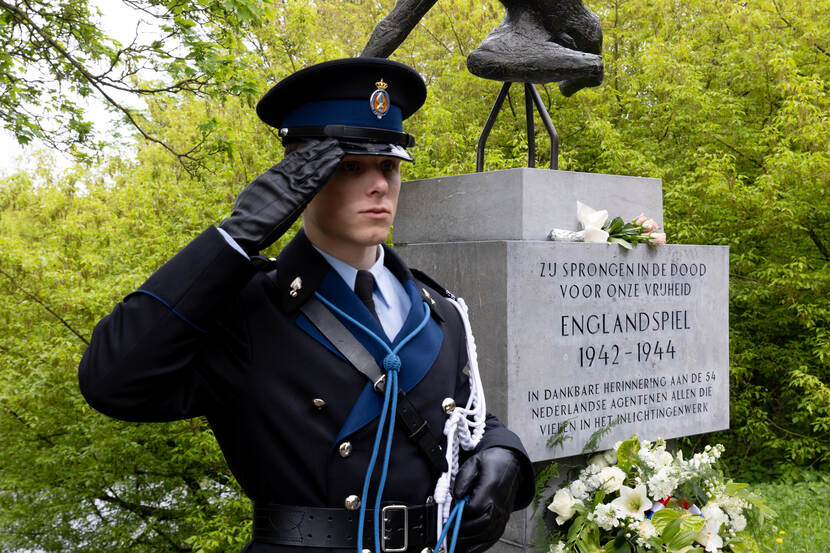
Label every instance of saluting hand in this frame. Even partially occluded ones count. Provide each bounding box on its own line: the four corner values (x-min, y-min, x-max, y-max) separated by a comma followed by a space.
453, 447, 523, 553
219, 138, 344, 255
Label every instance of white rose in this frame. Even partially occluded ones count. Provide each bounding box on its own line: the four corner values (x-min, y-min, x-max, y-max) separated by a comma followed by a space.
588, 452, 610, 469
576, 201, 608, 230
548, 488, 578, 525
598, 466, 626, 493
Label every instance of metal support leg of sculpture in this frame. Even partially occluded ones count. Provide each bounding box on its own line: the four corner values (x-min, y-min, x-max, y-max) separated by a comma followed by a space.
476, 82, 559, 173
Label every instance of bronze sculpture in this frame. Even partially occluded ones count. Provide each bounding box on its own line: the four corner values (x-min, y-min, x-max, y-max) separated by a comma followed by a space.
362, 0, 604, 170
362, 0, 603, 97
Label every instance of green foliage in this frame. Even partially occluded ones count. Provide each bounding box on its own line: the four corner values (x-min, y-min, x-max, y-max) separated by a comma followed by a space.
582, 417, 622, 453
0, 0, 829, 549
0, 0, 266, 165
751, 472, 830, 553
615, 436, 640, 472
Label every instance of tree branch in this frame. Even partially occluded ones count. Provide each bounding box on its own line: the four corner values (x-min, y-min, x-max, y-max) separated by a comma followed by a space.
0, 265, 90, 345
808, 228, 830, 261
0, 0, 205, 173
0, 401, 55, 447
711, 135, 764, 169
97, 489, 186, 521
771, 0, 830, 59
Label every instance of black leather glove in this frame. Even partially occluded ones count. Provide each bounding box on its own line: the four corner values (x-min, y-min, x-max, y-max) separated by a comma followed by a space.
453, 447, 522, 553
219, 138, 344, 255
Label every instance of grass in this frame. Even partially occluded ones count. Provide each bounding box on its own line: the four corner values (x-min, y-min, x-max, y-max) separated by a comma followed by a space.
752, 473, 830, 553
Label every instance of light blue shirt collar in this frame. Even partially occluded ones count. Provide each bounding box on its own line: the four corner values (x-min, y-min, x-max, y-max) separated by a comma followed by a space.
312, 244, 411, 339
313, 245, 391, 308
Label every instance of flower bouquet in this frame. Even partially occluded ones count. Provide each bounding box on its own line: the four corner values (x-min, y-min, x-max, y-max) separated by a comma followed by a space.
546, 436, 774, 553
548, 201, 666, 249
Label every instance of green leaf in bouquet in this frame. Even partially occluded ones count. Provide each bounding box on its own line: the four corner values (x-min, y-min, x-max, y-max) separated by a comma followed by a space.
615, 436, 640, 471
677, 479, 707, 507
607, 237, 633, 249
724, 482, 749, 495
532, 462, 561, 513
575, 521, 602, 553
650, 508, 680, 533
567, 513, 588, 542
646, 536, 664, 551
660, 513, 705, 552
547, 419, 575, 450
612, 529, 632, 553
605, 217, 625, 235
620, 223, 641, 237
727, 532, 761, 553
581, 418, 621, 453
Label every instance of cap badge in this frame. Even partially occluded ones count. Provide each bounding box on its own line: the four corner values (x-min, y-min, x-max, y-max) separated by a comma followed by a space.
370, 78, 390, 120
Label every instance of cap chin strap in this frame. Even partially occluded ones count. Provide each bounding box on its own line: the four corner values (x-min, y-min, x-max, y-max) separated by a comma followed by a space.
279, 124, 415, 147
433, 295, 487, 550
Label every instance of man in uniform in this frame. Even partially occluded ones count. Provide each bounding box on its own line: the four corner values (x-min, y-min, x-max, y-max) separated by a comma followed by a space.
79, 58, 534, 553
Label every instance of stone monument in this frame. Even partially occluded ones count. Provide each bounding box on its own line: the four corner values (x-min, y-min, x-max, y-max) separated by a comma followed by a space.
393, 169, 730, 552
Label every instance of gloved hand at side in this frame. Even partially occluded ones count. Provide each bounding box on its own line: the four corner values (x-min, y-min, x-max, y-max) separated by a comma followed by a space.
219, 138, 344, 255
452, 447, 523, 553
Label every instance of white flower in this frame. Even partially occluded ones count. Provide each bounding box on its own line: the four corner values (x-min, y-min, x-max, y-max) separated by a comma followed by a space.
580, 464, 603, 492
576, 201, 608, 229
730, 513, 747, 532
652, 447, 673, 470
611, 485, 651, 520
549, 541, 566, 553
717, 494, 747, 520
700, 503, 728, 530
569, 479, 589, 501
548, 488, 579, 525
576, 201, 609, 243
598, 466, 626, 493
695, 523, 724, 552
590, 503, 620, 531
647, 466, 679, 500
582, 226, 610, 243
637, 519, 658, 541
588, 452, 610, 469
602, 449, 618, 465
691, 504, 728, 551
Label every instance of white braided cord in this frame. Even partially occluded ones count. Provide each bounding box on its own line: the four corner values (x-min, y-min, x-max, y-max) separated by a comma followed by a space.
433, 296, 487, 546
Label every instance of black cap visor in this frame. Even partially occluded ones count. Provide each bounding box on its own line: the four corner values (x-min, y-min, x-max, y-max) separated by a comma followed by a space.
280, 125, 415, 162
338, 140, 414, 162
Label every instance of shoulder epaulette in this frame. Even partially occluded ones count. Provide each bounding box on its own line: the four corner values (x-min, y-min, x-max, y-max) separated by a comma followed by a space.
250, 255, 279, 272
410, 268, 457, 300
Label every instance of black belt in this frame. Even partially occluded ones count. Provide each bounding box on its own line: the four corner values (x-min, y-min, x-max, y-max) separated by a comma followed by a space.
253, 502, 437, 552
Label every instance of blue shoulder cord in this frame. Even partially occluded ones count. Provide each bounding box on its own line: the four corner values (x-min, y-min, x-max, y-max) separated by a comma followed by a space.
435, 497, 468, 553
314, 292, 437, 553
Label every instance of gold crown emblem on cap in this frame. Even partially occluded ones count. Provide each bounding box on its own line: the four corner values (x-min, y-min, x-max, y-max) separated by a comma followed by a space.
375, 78, 388, 90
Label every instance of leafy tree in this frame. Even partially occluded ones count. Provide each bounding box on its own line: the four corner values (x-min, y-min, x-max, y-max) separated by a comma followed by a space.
0, 0, 264, 168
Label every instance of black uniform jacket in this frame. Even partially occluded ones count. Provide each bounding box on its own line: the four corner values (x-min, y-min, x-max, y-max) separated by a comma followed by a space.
79, 226, 534, 553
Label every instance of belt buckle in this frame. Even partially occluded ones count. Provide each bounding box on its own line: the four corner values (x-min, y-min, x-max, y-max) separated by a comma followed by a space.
381, 504, 408, 553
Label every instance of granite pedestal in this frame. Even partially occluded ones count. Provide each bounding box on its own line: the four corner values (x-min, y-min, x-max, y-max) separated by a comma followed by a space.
393, 168, 729, 552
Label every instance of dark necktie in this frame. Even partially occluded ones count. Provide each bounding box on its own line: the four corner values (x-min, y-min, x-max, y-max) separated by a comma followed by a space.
354, 270, 380, 324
